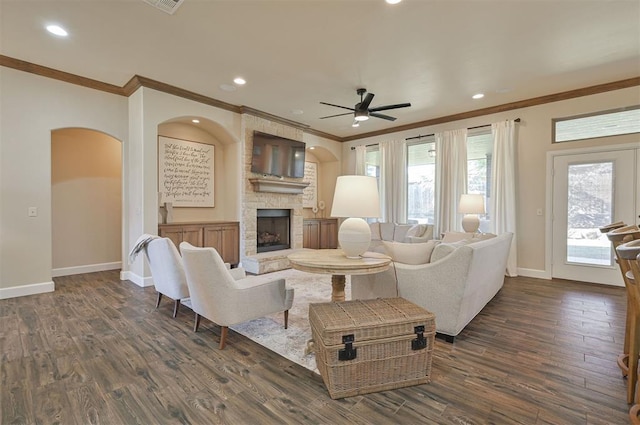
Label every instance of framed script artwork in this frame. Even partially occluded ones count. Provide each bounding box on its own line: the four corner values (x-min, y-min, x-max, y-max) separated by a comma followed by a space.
158, 136, 215, 207
303, 161, 318, 208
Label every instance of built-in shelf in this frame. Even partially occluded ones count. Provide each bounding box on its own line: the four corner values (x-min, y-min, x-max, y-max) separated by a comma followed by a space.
249, 178, 309, 194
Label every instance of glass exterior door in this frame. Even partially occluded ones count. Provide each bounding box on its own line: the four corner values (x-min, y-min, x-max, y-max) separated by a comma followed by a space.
552, 150, 637, 286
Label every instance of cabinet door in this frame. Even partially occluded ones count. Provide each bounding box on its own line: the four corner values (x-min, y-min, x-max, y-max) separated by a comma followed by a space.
182, 226, 204, 247
159, 226, 183, 248
220, 225, 239, 266
320, 220, 338, 249
204, 224, 239, 265
303, 220, 320, 249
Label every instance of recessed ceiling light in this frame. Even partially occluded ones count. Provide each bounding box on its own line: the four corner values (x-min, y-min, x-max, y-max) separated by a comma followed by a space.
192, 119, 200, 123
386, 0, 402, 4
46, 25, 68, 37
291, 109, 304, 115
472, 93, 485, 99
233, 77, 246, 85
309, 146, 316, 150
219, 83, 237, 92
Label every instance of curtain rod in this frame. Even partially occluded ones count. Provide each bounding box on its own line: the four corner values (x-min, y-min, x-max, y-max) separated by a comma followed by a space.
350, 118, 521, 149
404, 118, 521, 141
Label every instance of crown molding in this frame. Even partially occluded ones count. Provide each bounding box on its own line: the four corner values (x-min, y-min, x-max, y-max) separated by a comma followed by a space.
342, 77, 640, 142
0, 54, 124, 95
2, 55, 637, 144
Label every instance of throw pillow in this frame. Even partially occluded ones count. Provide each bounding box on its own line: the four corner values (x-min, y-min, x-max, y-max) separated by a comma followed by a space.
430, 240, 469, 262
382, 240, 439, 265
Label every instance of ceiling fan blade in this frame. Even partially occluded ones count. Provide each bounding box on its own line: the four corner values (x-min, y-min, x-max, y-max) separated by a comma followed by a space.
359, 93, 375, 111
319, 102, 355, 112
319, 112, 354, 119
370, 112, 397, 121
369, 102, 412, 113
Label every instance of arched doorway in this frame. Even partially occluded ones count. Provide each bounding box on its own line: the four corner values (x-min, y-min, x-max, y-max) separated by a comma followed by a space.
51, 128, 123, 277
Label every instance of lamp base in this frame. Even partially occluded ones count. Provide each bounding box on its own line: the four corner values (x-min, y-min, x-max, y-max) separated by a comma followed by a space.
338, 217, 371, 258
461, 214, 480, 233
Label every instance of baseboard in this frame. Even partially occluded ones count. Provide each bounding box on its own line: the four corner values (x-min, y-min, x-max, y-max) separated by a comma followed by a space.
52, 261, 121, 277
120, 270, 154, 288
0, 281, 55, 299
517, 268, 550, 280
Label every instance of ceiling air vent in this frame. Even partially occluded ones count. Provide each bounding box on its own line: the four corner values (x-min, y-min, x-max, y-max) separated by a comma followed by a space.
143, 0, 185, 15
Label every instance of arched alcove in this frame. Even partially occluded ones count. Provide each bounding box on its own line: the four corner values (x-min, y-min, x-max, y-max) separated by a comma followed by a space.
51, 128, 123, 276
304, 145, 340, 217
157, 116, 241, 222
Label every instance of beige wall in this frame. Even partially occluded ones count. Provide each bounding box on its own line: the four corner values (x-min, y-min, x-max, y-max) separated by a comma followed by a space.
51, 128, 122, 272
343, 86, 640, 276
0, 67, 128, 297
158, 122, 232, 223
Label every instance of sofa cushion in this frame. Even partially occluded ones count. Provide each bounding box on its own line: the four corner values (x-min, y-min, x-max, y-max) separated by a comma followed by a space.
383, 240, 439, 265
369, 222, 382, 241
393, 224, 413, 242
406, 224, 427, 238
379, 223, 395, 241
441, 232, 474, 243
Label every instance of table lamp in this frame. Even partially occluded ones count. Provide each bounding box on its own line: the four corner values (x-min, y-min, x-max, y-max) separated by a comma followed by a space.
330, 175, 381, 258
459, 194, 485, 233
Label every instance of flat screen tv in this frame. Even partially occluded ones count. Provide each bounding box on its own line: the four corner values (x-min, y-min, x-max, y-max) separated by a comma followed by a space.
251, 131, 306, 178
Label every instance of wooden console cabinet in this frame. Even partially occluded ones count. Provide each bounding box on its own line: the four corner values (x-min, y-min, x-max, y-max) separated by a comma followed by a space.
158, 221, 239, 266
303, 218, 338, 249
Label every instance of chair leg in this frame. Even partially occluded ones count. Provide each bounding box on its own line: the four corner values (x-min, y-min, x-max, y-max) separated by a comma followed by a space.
193, 313, 201, 332
173, 299, 181, 318
628, 314, 639, 404
219, 326, 228, 350
155, 292, 163, 308
284, 310, 289, 329
631, 404, 640, 425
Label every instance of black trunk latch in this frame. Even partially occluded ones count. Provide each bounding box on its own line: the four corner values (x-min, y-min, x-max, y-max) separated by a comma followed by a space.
338, 334, 357, 361
412, 325, 427, 350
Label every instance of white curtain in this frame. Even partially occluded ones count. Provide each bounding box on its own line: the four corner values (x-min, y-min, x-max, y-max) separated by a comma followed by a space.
434, 129, 468, 236
491, 120, 518, 276
354, 145, 367, 175
379, 140, 407, 223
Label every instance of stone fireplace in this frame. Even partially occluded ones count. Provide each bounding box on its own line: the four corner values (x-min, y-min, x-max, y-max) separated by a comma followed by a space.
256, 209, 291, 253
239, 115, 305, 266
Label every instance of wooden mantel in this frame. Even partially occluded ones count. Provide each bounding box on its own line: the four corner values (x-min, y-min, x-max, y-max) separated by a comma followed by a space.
249, 178, 309, 194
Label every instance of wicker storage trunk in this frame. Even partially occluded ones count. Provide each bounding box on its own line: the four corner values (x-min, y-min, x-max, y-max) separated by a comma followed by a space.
309, 297, 435, 399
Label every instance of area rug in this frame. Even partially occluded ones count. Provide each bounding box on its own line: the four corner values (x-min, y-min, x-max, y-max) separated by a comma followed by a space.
229, 269, 350, 374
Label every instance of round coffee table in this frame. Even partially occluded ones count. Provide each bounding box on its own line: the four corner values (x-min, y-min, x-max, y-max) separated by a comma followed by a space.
287, 249, 391, 302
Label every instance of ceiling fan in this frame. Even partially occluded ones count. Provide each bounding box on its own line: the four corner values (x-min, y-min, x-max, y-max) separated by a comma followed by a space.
319, 88, 411, 122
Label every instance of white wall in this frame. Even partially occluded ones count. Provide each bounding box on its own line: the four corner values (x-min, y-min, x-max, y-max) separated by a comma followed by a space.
343, 86, 640, 277
0, 67, 128, 298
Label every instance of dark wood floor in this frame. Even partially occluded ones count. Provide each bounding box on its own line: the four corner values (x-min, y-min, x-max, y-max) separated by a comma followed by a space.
0, 271, 630, 424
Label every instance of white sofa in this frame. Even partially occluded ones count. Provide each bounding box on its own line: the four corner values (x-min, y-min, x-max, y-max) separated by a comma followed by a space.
368, 222, 434, 253
352, 232, 513, 341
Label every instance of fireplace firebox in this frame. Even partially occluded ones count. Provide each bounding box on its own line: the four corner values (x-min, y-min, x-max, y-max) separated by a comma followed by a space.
256, 209, 291, 253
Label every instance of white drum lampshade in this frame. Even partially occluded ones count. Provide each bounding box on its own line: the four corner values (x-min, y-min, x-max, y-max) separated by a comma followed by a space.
331, 175, 381, 258
459, 194, 485, 233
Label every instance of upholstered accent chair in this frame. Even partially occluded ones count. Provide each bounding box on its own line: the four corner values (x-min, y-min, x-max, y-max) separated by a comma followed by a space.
144, 237, 190, 318
180, 242, 294, 349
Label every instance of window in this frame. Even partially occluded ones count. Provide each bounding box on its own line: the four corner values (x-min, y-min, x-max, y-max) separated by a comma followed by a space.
365, 146, 380, 178
466, 130, 493, 233
553, 105, 640, 143
407, 139, 436, 224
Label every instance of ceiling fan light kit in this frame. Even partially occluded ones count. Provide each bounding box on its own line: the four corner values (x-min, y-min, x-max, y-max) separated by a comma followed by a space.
319, 88, 411, 124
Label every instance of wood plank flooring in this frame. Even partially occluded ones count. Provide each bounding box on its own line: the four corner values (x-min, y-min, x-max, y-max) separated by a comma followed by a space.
0, 271, 630, 424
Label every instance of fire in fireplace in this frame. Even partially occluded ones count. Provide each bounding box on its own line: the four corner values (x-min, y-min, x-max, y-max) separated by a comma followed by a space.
256, 209, 291, 253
